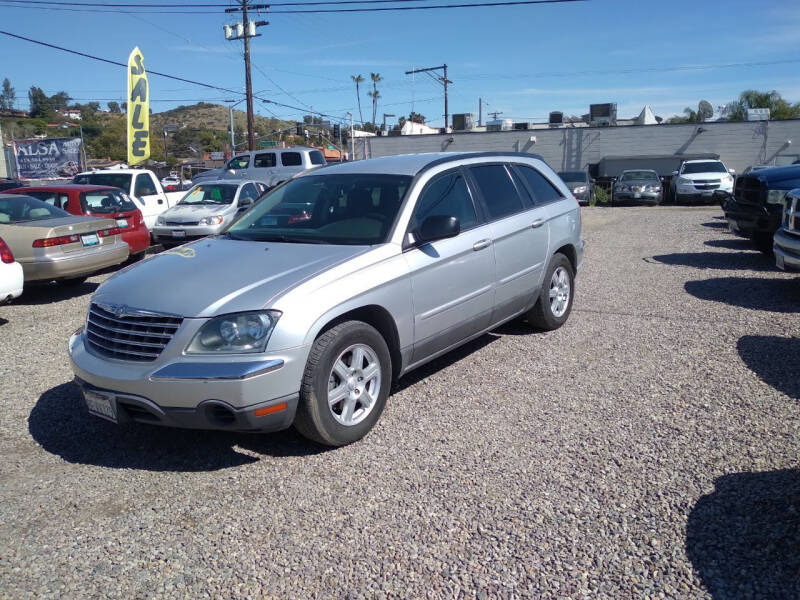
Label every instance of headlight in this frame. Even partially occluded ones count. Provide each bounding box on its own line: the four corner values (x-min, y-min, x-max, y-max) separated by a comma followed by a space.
156, 216, 165, 225
767, 189, 789, 205
573, 185, 588, 194
186, 310, 281, 354
199, 215, 224, 226
646, 185, 661, 192
616, 184, 629, 191
678, 177, 692, 185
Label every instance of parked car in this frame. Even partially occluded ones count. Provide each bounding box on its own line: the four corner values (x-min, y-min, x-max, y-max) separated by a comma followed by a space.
68, 152, 584, 446
0, 193, 129, 284
742, 165, 773, 175
721, 164, 800, 253
72, 169, 185, 230
557, 170, 593, 205
613, 169, 663, 205
5, 184, 150, 260
0, 235, 24, 303
152, 180, 267, 247
192, 146, 326, 188
773, 188, 800, 270
670, 159, 734, 203
161, 173, 192, 192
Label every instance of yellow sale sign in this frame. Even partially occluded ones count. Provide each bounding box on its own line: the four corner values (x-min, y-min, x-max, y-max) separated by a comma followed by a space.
127, 46, 150, 165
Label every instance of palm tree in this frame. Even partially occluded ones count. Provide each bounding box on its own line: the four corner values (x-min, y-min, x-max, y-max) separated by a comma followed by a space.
369, 72, 383, 126
351, 74, 364, 125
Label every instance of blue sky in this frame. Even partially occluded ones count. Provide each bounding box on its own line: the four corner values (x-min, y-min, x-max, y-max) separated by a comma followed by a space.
1, 0, 799, 127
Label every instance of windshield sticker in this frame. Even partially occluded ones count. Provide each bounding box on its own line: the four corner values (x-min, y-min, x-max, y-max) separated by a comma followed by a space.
163, 247, 195, 259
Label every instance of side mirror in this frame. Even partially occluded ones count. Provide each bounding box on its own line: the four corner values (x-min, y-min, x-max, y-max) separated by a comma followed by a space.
728, 168, 736, 175
417, 215, 460, 245
227, 169, 236, 174
671, 170, 679, 176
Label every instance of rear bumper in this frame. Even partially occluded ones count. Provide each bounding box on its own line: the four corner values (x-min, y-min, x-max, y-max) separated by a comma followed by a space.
121, 226, 151, 254
0, 261, 24, 302
21, 242, 129, 282
774, 228, 800, 270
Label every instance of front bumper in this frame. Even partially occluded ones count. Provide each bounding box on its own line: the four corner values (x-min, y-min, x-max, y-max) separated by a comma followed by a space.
152, 224, 225, 245
774, 228, 800, 271
614, 190, 661, 203
68, 328, 310, 431
21, 242, 129, 282
723, 200, 782, 237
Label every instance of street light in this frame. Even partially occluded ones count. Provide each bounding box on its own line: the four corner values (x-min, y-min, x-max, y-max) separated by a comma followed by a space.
382, 113, 395, 133
224, 99, 247, 152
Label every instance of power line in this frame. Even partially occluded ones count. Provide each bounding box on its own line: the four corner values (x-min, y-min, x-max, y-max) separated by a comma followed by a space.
0, 29, 245, 96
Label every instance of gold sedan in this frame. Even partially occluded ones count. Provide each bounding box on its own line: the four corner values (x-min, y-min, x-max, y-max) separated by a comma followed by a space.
0, 193, 129, 285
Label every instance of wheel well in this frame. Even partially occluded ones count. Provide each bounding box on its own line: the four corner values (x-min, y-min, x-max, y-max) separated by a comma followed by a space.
553, 244, 577, 272
318, 305, 402, 380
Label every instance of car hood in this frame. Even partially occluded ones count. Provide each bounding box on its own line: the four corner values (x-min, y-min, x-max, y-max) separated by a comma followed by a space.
93, 237, 370, 318
162, 203, 235, 220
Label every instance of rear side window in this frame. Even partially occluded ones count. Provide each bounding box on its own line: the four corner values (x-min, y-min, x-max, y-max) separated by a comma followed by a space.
239, 183, 260, 201
411, 170, 477, 232
24, 191, 70, 210
281, 152, 302, 166
254, 153, 276, 168
227, 155, 250, 169
309, 150, 325, 165
134, 174, 157, 197
517, 166, 564, 204
469, 164, 523, 220
82, 190, 137, 213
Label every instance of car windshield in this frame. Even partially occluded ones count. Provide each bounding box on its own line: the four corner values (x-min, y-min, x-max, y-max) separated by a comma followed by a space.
73, 173, 133, 190
621, 171, 659, 181
0, 194, 70, 223
82, 189, 137, 213
558, 171, 587, 183
226, 173, 412, 245
179, 184, 238, 205
682, 162, 727, 174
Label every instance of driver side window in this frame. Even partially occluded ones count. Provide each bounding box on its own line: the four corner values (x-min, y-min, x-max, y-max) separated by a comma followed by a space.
227, 155, 250, 170
135, 174, 157, 197
410, 170, 477, 232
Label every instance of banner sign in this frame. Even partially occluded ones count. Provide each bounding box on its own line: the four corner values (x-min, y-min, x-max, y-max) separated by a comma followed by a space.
13, 137, 83, 181
127, 46, 150, 165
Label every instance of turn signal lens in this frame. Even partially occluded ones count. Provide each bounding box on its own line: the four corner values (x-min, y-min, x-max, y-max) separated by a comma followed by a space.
33, 234, 80, 247
0, 236, 14, 263
98, 227, 121, 237
254, 402, 288, 417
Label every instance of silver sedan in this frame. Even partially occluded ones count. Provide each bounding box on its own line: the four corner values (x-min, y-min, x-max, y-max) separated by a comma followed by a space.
69, 152, 585, 446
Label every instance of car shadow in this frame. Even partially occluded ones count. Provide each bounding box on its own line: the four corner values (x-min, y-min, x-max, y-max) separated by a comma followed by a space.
686, 469, 800, 599
737, 335, 800, 399
15, 281, 100, 305
649, 251, 775, 271
28, 382, 326, 472
684, 277, 800, 313
703, 238, 754, 251
701, 221, 728, 229
392, 333, 500, 394
0, 317, 7, 327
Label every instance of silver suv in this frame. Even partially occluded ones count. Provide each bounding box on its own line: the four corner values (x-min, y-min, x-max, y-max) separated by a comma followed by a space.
69, 152, 585, 446
193, 146, 326, 188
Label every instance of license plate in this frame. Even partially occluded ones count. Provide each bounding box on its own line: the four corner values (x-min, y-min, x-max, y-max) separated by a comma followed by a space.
633, 192, 641, 199
116, 218, 128, 228
81, 233, 99, 246
172, 230, 186, 238
83, 390, 117, 422
776, 253, 785, 270
701, 190, 713, 196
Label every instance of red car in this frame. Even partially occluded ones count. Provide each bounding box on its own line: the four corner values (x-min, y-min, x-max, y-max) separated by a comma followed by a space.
5, 184, 150, 259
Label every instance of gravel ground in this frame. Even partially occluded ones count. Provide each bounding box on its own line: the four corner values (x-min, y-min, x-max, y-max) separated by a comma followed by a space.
1, 206, 798, 599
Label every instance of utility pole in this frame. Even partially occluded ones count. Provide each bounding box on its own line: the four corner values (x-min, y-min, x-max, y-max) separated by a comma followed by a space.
382, 113, 395, 133
405, 64, 451, 131
224, 2, 269, 151
478, 97, 489, 127
488, 111, 503, 121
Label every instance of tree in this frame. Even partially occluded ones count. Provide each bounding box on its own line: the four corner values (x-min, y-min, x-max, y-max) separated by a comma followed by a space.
0, 78, 16, 110
350, 74, 364, 125
395, 111, 426, 130
369, 72, 383, 127
726, 89, 800, 121
107, 101, 121, 114
28, 87, 54, 120
666, 107, 701, 124
48, 91, 71, 111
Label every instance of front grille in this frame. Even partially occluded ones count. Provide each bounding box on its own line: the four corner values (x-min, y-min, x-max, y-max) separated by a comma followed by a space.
735, 177, 766, 205
693, 179, 720, 191
165, 220, 199, 226
86, 303, 182, 362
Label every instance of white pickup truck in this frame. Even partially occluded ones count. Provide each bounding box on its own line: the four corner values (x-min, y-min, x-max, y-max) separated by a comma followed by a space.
72, 169, 185, 230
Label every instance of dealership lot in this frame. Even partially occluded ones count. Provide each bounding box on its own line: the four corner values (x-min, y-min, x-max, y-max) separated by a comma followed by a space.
1, 206, 798, 598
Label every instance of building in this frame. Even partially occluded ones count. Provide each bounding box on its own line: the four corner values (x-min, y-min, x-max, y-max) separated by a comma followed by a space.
60, 109, 82, 120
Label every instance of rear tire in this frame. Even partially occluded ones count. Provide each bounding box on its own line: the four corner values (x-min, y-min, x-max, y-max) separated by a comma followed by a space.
527, 253, 575, 331
294, 320, 391, 447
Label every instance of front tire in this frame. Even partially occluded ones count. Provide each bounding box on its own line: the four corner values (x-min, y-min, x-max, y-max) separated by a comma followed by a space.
751, 232, 774, 255
526, 253, 575, 331
294, 320, 391, 447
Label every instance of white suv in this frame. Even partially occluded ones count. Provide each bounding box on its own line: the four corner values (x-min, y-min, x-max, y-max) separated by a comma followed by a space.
194, 146, 326, 188
671, 160, 735, 203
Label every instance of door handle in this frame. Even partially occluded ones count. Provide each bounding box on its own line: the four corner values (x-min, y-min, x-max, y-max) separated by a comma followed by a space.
473, 239, 492, 251
531, 219, 545, 229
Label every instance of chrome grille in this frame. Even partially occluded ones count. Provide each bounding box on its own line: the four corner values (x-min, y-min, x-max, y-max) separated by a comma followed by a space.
86, 303, 182, 362
735, 177, 766, 205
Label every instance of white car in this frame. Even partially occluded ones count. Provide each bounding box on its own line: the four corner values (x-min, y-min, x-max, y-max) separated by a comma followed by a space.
671, 159, 735, 203
0, 235, 23, 303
